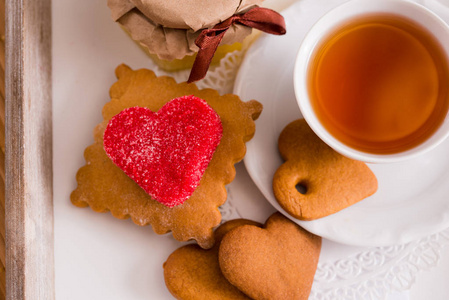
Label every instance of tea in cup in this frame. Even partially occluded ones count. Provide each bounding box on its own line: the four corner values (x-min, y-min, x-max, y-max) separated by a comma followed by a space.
294, 0, 449, 163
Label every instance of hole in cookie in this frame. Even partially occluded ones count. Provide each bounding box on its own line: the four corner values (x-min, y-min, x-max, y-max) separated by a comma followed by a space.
295, 182, 308, 194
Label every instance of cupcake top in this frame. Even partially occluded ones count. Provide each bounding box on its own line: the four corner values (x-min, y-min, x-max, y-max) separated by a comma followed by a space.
130, 0, 256, 30
107, 0, 262, 60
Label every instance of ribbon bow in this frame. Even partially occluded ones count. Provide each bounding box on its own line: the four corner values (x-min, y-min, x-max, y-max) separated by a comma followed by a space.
188, 7, 287, 83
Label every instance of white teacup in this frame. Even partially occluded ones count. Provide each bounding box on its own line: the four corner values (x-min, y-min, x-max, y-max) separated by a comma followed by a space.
294, 0, 449, 163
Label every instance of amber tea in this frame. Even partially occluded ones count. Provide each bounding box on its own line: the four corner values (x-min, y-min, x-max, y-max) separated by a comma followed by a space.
308, 14, 449, 154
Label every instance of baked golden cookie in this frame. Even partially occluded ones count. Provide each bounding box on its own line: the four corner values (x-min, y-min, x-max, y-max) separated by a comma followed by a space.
70, 64, 262, 249
218, 212, 321, 300
273, 119, 378, 220
163, 219, 261, 300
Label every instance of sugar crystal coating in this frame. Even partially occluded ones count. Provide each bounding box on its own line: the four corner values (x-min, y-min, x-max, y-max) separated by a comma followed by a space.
103, 95, 223, 207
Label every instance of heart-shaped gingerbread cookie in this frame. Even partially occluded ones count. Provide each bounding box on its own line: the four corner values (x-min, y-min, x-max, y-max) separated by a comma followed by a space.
219, 212, 321, 300
273, 119, 378, 220
164, 219, 260, 300
103, 96, 222, 207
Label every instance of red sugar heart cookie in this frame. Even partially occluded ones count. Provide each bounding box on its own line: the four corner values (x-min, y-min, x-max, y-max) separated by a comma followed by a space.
71, 65, 263, 248
103, 95, 223, 207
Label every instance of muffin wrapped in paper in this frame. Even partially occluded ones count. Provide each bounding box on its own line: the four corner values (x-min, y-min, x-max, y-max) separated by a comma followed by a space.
107, 0, 261, 60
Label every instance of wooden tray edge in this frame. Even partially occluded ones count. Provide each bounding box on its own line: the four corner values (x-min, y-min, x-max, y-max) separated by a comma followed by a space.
5, 1, 54, 299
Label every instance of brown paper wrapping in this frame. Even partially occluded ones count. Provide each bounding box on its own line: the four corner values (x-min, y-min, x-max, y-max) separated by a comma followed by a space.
107, 0, 262, 60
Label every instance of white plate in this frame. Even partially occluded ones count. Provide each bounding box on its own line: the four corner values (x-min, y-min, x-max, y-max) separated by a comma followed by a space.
235, 0, 449, 247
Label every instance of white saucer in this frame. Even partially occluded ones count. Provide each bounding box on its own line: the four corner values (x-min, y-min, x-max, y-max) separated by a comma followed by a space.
235, 0, 449, 247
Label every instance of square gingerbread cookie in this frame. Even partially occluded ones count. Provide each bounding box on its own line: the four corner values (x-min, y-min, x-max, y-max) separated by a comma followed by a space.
71, 64, 262, 248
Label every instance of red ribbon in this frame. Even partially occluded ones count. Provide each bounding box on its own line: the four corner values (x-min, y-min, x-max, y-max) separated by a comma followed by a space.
187, 7, 287, 83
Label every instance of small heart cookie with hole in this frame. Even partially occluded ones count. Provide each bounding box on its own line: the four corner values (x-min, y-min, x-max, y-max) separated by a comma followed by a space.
218, 212, 321, 300
273, 119, 378, 220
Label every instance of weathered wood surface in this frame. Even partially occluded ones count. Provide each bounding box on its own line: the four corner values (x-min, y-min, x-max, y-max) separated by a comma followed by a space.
0, 0, 5, 298
5, 0, 54, 299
